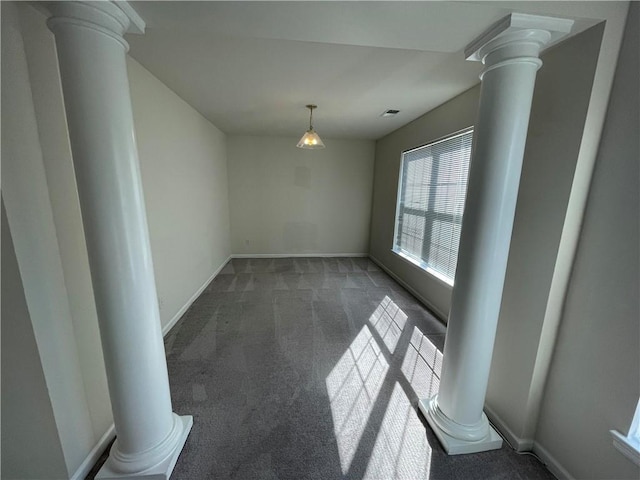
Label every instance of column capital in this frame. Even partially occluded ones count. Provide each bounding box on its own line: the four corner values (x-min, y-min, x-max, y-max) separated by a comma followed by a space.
465, 13, 573, 66
45, 1, 144, 48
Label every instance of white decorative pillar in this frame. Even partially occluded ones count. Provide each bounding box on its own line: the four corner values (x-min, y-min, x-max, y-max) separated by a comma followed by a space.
419, 14, 573, 455
46, 2, 192, 478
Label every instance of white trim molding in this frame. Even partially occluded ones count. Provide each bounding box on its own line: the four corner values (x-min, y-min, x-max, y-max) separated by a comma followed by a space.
231, 253, 369, 258
533, 441, 575, 480
162, 253, 376, 338
484, 404, 534, 452
369, 254, 448, 322
113, 1, 145, 34
611, 430, 640, 466
162, 252, 372, 337
610, 398, 640, 466
391, 248, 455, 288
162, 255, 232, 337
73, 255, 232, 479
70, 425, 116, 480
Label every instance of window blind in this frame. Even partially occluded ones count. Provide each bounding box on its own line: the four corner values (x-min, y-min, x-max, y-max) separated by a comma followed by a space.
394, 128, 473, 284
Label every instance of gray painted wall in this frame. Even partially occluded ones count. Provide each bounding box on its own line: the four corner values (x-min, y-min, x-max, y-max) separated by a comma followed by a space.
228, 135, 375, 255
369, 15, 634, 479
370, 87, 479, 319
535, 4, 639, 479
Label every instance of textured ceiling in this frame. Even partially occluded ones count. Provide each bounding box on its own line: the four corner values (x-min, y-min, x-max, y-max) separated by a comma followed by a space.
126, 1, 608, 140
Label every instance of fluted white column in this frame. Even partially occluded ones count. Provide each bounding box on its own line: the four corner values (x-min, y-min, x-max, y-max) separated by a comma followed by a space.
46, 2, 192, 477
419, 14, 573, 455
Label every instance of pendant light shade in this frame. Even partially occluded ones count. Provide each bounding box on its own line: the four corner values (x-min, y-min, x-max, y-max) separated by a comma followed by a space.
297, 105, 325, 149
297, 130, 325, 149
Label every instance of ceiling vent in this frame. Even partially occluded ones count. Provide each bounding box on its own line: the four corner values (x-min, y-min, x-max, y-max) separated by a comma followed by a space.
380, 109, 400, 118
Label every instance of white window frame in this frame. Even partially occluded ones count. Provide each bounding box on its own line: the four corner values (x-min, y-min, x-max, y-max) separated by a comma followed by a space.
391, 127, 473, 287
611, 398, 640, 466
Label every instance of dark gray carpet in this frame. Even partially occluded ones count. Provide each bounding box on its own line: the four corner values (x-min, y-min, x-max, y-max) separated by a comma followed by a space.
89, 257, 556, 480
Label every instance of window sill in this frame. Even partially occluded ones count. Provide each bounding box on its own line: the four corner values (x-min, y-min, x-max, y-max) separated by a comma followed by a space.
391, 248, 454, 288
611, 430, 640, 466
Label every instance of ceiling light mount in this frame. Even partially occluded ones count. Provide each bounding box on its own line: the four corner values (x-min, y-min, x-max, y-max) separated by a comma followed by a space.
297, 104, 325, 149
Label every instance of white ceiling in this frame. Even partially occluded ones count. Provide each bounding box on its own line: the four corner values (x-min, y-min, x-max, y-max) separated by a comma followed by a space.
126, 1, 611, 140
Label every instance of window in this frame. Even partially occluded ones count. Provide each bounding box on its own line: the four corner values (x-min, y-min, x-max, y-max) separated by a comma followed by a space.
393, 128, 473, 285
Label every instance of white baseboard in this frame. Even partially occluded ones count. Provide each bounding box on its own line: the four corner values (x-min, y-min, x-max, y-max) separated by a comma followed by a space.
163, 252, 372, 337
368, 254, 448, 322
70, 424, 115, 480
484, 404, 534, 452
484, 406, 573, 479
160, 252, 370, 337
230, 253, 369, 258
533, 441, 575, 480
162, 252, 369, 335
161, 255, 232, 337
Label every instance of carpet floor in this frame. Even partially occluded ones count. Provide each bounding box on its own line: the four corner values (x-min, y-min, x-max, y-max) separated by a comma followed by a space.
90, 257, 556, 480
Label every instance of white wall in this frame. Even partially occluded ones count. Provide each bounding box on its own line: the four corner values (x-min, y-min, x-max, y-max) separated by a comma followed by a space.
370, 87, 479, 319
18, 2, 113, 442
1, 202, 67, 480
534, 4, 639, 479
227, 135, 374, 255
128, 57, 231, 329
1, 4, 96, 476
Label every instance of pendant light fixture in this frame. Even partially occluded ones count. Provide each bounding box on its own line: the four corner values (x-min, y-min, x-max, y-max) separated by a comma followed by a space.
296, 104, 325, 149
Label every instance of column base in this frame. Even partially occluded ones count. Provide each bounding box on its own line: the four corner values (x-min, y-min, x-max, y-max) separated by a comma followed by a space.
96, 415, 193, 480
419, 399, 502, 455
